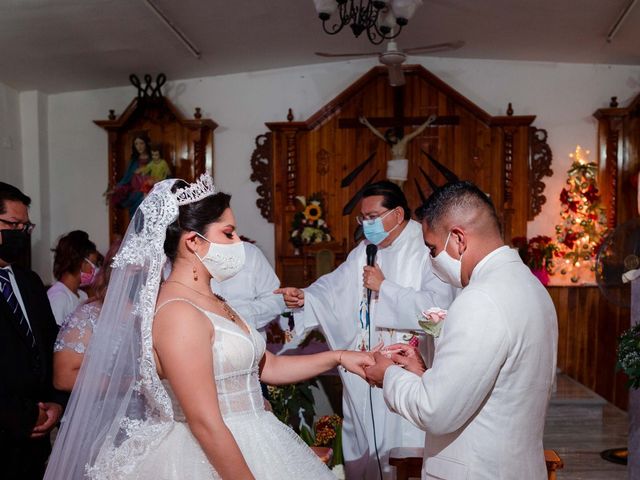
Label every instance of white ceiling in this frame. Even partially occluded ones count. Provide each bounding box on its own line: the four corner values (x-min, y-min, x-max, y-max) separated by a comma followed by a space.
1, 0, 639, 93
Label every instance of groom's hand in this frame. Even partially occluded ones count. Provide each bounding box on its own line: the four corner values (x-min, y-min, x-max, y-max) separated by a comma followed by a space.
364, 352, 395, 387
385, 343, 427, 376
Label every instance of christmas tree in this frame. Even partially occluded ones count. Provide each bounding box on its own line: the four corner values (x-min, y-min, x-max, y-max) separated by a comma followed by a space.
555, 146, 607, 283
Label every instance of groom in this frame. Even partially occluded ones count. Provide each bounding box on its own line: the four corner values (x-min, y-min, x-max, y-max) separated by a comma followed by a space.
365, 181, 558, 479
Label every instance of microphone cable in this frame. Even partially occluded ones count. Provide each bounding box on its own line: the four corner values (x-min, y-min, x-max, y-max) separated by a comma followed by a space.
366, 294, 384, 480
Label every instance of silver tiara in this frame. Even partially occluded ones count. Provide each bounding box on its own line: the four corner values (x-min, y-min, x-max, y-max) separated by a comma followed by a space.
174, 173, 216, 205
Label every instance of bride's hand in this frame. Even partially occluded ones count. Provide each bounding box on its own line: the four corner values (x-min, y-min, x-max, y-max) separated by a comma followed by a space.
338, 350, 375, 380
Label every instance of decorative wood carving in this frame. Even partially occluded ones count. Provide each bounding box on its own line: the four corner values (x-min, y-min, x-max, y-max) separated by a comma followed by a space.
594, 92, 640, 227
528, 128, 553, 220
249, 133, 274, 222
605, 128, 619, 228
285, 130, 298, 210
95, 96, 217, 240
316, 148, 330, 176
262, 65, 551, 285
503, 128, 514, 204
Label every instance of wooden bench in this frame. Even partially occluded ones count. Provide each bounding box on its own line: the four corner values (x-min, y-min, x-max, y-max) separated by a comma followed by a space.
389, 447, 564, 480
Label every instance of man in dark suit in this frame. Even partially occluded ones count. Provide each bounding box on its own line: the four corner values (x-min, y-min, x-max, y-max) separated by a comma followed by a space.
0, 182, 65, 479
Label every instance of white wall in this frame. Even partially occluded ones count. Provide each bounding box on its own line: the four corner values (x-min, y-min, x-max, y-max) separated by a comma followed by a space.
0, 82, 22, 187
19, 91, 50, 276
38, 57, 640, 282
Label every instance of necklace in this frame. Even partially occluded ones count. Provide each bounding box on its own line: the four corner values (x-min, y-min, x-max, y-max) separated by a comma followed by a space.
163, 280, 237, 322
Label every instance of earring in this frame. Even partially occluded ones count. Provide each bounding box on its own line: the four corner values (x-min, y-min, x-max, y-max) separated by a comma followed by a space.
193, 265, 198, 282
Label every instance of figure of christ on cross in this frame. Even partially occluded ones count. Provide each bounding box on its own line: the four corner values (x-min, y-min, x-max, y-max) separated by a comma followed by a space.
338, 87, 459, 192
359, 114, 436, 188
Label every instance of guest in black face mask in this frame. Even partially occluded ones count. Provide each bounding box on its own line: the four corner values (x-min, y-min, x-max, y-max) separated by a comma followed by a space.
0, 181, 66, 480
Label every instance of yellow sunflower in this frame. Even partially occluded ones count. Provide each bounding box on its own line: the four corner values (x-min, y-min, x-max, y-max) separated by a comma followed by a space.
304, 203, 322, 221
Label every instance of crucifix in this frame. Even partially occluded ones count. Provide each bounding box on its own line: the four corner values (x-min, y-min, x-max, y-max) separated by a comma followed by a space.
337, 87, 459, 213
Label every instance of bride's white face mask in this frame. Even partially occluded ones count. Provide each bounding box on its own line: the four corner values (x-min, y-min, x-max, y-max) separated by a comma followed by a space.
194, 232, 246, 281
430, 231, 464, 288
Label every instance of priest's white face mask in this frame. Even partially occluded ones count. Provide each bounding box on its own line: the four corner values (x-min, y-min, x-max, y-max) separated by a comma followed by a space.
430, 231, 464, 288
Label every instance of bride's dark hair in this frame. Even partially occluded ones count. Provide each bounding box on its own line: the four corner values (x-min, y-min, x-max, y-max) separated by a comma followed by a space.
163, 180, 231, 262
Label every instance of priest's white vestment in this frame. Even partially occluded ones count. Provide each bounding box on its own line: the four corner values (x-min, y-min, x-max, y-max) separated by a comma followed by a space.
212, 241, 285, 330
298, 220, 456, 479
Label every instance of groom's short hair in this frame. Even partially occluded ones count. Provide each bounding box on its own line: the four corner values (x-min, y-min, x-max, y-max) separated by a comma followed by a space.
416, 181, 500, 233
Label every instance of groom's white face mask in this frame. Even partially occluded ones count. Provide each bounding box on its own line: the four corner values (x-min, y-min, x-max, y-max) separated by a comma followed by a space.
429, 230, 464, 288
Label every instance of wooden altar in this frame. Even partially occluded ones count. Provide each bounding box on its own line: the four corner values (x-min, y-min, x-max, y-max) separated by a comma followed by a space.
95, 98, 217, 240
251, 65, 553, 286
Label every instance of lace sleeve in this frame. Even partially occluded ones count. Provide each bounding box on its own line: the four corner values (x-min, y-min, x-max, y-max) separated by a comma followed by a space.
54, 301, 102, 354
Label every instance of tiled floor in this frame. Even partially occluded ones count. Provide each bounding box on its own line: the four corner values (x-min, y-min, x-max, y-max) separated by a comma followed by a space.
543, 373, 628, 479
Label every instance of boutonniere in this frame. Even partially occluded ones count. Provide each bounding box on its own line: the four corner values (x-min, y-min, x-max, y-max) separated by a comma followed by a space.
418, 307, 447, 338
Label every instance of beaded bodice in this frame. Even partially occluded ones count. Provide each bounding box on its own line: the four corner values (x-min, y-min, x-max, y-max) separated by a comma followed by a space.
162, 305, 266, 420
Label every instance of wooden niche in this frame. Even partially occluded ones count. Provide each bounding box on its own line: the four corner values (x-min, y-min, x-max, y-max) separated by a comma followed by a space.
251, 65, 552, 287
95, 97, 217, 240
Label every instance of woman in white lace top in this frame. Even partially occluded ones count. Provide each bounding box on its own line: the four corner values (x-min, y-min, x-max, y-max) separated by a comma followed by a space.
52, 240, 120, 391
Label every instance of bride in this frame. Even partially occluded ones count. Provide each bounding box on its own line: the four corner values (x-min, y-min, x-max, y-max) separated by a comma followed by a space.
45, 175, 374, 479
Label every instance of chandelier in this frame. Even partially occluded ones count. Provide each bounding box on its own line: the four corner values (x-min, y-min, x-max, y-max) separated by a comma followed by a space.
312, 0, 422, 45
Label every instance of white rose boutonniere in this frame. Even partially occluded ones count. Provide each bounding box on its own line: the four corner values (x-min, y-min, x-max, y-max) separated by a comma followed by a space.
418, 307, 447, 338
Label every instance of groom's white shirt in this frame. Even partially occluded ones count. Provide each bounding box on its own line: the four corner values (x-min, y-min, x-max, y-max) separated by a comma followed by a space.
382, 246, 558, 479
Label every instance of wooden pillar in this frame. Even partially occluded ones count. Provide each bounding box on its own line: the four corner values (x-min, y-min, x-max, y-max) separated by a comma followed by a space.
630, 279, 639, 479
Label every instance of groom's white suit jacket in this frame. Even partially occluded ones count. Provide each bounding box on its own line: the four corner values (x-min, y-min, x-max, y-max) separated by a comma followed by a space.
383, 246, 558, 479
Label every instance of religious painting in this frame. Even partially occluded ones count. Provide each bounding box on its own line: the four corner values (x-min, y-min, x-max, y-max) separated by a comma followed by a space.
95, 93, 217, 240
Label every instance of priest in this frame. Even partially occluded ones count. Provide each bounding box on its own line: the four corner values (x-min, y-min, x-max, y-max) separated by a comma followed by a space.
276, 180, 456, 479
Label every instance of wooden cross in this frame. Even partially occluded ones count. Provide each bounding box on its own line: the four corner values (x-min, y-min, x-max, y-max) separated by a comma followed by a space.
337, 88, 459, 138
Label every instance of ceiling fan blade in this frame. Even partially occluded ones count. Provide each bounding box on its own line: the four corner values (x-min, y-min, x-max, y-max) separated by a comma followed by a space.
315, 51, 378, 58
403, 41, 465, 55
388, 64, 405, 87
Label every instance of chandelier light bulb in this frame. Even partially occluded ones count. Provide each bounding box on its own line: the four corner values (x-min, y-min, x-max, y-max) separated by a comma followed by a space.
391, 0, 423, 24
313, 0, 339, 19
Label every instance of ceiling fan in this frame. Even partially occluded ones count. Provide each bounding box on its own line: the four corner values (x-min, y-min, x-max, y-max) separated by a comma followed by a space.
315, 40, 464, 86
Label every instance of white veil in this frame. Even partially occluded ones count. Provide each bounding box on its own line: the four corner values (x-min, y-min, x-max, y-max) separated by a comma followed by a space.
45, 179, 181, 479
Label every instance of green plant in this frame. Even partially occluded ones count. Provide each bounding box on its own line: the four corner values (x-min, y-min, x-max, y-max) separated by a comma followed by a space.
617, 323, 640, 389
267, 379, 318, 433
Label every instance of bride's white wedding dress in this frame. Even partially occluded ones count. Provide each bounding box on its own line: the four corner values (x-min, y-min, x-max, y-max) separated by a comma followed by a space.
127, 299, 335, 479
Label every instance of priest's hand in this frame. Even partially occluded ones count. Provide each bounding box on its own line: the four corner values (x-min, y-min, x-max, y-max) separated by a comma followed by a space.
385, 343, 427, 376
364, 351, 396, 387
363, 263, 384, 292
274, 287, 305, 308
338, 350, 376, 380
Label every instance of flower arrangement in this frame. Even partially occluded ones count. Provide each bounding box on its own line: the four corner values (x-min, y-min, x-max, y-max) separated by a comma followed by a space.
300, 414, 344, 468
290, 193, 332, 248
617, 323, 640, 389
417, 307, 447, 338
512, 235, 558, 274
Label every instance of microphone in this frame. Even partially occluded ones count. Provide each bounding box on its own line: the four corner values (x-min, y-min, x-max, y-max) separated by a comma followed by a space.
366, 244, 378, 307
